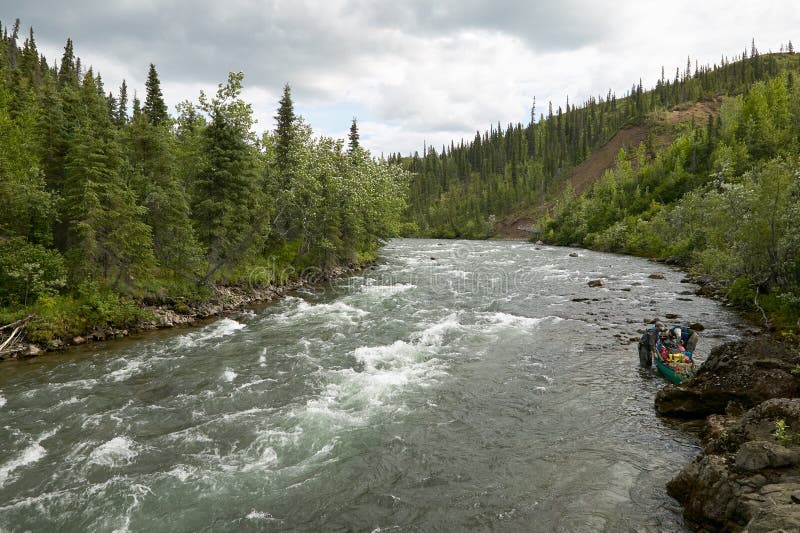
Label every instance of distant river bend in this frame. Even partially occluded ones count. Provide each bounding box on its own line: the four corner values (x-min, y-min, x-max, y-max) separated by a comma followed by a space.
0, 239, 740, 531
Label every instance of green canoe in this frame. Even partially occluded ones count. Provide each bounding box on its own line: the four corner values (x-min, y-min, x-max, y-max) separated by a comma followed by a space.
655, 351, 695, 384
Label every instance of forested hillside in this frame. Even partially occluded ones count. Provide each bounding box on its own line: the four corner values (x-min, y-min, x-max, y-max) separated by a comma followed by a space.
0, 20, 409, 342
398, 43, 799, 239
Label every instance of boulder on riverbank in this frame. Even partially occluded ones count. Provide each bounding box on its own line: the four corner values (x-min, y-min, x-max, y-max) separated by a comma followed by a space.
667, 398, 800, 532
655, 339, 800, 418
657, 337, 800, 531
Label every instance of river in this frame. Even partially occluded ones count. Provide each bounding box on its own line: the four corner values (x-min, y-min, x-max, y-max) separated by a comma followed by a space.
0, 239, 740, 532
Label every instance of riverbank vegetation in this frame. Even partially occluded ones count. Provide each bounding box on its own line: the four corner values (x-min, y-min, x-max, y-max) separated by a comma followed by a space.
0, 20, 409, 344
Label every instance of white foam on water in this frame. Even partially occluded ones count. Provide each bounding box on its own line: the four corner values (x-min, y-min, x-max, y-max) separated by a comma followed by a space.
274, 299, 368, 324
177, 318, 246, 348
223, 369, 237, 382
162, 426, 213, 444
296, 314, 457, 431
0, 392, 5, 408
354, 340, 422, 373
80, 400, 135, 430
221, 407, 276, 421
246, 510, 275, 521
241, 446, 278, 471
87, 436, 139, 467
302, 383, 369, 427
413, 313, 462, 346
108, 358, 148, 382
106, 482, 153, 533
236, 378, 277, 390
165, 464, 196, 482
477, 311, 555, 330
47, 378, 100, 391
446, 269, 472, 280
252, 427, 304, 449
0, 429, 57, 487
55, 396, 83, 408
360, 283, 416, 297
543, 273, 572, 281
531, 263, 564, 273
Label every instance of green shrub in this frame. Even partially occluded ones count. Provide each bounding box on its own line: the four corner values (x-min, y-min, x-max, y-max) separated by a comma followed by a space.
0, 238, 66, 306
726, 277, 756, 309
24, 287, 153, 344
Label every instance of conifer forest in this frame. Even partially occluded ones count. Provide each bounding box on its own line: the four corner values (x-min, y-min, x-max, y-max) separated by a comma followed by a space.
0, 21, 408, 341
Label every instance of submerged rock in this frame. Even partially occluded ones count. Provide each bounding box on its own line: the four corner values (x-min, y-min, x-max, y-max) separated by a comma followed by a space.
648, 272, 666, 279
587, 278, 605, 287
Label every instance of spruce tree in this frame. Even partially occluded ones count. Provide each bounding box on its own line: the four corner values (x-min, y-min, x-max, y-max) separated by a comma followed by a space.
62, 70, 154, 285
117, 79, 128, 126
194, 72, 266, 281
143, 63, 168, 125
125, 100, 202, 277
274, 83, 295, 175
348, 117, 360, 153
106, 91, 118, 121
58, 38, 77, 87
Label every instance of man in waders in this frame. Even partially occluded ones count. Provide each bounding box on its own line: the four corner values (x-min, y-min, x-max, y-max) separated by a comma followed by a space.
638, 320, 667, 367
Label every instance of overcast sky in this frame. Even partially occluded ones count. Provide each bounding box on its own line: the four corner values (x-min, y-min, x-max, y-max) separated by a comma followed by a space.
4, 1, 800, 156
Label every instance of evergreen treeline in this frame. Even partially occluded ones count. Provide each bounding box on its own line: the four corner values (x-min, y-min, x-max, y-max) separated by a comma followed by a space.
544, 63, 800, 330
0, 21, 409, 341
397, 45, 799, 239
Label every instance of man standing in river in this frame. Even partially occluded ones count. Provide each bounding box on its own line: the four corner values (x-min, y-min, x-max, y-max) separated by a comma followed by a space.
638, 320, 667, 367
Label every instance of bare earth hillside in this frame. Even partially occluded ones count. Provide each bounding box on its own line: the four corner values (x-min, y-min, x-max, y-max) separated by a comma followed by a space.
493, 97, 724, 239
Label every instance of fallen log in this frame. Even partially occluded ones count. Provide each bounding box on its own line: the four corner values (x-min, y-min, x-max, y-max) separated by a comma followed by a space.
0, 314, 34, 331
0, 315, 34, 355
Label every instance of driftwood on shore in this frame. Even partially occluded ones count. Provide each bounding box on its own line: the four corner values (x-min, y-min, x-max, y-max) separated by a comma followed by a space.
0, 315, 34, 357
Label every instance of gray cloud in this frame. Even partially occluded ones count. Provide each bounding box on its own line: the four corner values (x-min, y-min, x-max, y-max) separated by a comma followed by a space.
4, 0, 605, 98
4, 1, 800, 156
353, 0, 611, 49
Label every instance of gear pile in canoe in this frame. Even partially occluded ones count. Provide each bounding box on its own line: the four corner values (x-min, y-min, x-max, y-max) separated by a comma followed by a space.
654, 340, 695, 384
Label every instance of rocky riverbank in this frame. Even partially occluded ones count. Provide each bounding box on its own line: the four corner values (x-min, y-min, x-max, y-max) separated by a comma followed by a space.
655, 338, 800, 531
0, 263, 369, 361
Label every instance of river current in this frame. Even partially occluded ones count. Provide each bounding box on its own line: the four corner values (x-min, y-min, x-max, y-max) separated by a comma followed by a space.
0, 239, 740, 532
